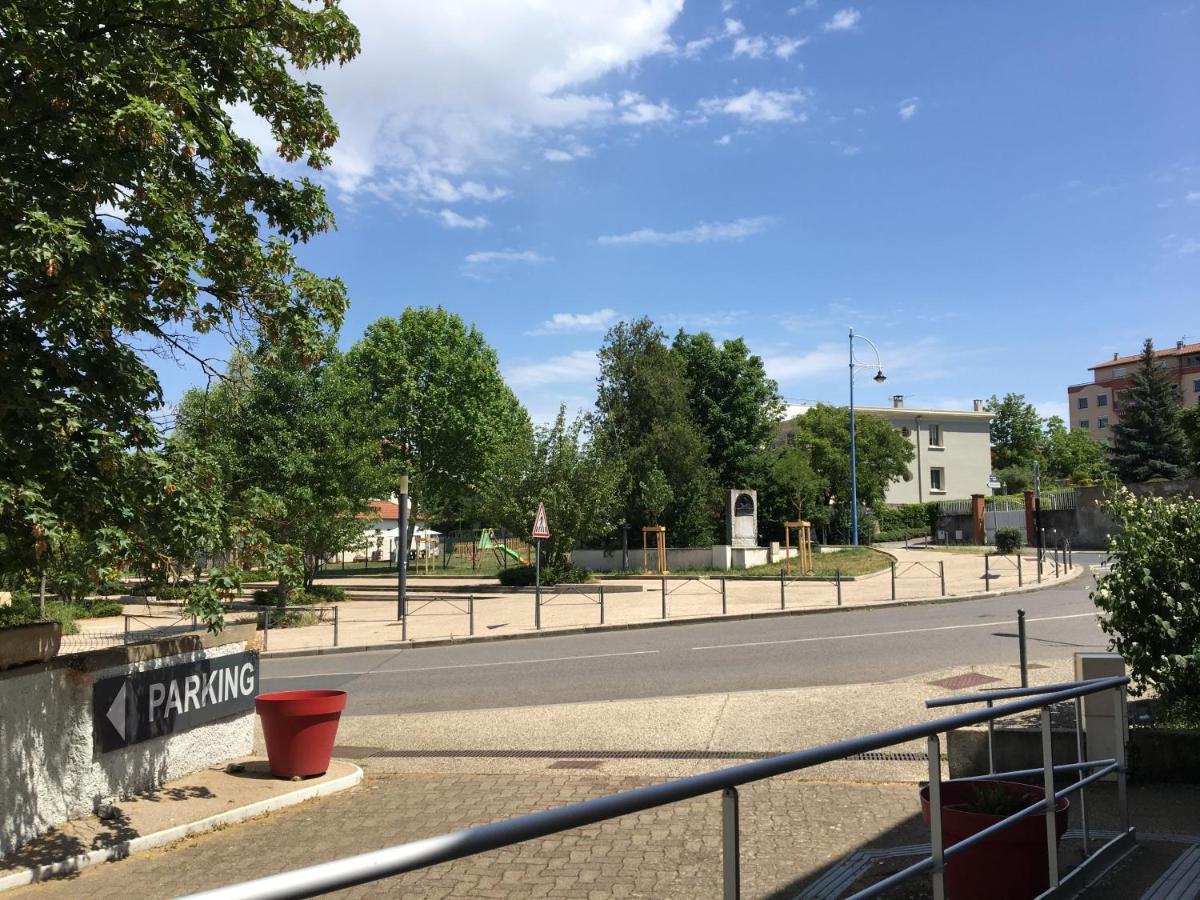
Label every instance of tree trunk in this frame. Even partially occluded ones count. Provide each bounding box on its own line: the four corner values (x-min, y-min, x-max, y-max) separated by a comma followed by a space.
38, 570, 46, 618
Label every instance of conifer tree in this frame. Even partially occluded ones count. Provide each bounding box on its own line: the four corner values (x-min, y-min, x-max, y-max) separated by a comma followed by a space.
1109, 339, 1190, 482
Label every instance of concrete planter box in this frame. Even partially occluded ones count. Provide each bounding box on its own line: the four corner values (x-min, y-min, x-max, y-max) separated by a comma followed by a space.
0, 621, 62, 671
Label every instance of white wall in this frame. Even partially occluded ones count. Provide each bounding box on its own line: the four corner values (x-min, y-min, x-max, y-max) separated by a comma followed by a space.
862, 410, 993, 505
0, 632, 256, 857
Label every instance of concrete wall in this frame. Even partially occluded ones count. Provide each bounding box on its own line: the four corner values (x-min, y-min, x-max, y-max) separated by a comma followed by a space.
0, 625, 257, 856
572, 545, 803, 572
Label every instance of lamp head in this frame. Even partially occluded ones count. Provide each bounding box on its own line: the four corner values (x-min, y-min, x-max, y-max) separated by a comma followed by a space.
873, 370, 887, 384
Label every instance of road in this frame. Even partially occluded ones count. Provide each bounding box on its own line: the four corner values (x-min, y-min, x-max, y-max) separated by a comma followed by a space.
261, 563, 1109, 716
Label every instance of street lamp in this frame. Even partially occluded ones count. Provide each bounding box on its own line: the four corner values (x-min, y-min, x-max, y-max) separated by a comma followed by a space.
848, 328, 887, 546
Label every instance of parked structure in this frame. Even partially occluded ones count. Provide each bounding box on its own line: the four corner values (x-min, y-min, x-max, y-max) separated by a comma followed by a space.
1067, 339, 1200, 444
858, 396, 994, 504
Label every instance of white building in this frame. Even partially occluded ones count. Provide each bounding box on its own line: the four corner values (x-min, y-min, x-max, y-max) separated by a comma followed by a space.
858, 397, 994, 504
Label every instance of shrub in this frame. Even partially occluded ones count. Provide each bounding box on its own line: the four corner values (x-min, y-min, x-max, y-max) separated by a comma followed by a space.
42, 600, 80, 635
1091, 485, 1200, 719
498, 563, 592, 587
304, 584, 347, 602
74, 598, 125, 619
872, 526, 930, 544
994, 528, 1024, 555
876, 503, 938, 534
155, 584, 191, 602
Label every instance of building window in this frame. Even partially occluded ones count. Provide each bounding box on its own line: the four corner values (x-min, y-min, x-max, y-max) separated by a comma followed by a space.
1079, 419, 1089, 429
1114, 367, 1126, 377
1077, 397, 1088, 410
928, 423, 942, 447
1098, 417, 1108, 429
1097, 394, 1108, 407
1193, 378, 1200, 393
930, 467, 944, 492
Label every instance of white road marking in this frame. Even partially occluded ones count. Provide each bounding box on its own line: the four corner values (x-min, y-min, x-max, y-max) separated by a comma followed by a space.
690, 612, 1098, 651
264, 649, 661, 680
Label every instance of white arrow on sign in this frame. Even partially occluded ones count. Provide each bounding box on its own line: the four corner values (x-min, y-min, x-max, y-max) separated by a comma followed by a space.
106, 681, 127, 742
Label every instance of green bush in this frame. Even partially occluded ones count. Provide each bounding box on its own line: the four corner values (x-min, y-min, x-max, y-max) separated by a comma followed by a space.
872, 526, 930, 543
876, 503, 938, 534
42, 601, 80, 635
155, 584, 191, 602
0, 592, 120, 631
1091, 485, 1200, 719
994, 528, 1024, 555
303, 584, 347, 602
498, 563, 591, 587
74, 598, 125, 618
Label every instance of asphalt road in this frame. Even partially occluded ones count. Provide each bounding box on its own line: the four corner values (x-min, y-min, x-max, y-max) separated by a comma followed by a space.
261, 562, 1109, 716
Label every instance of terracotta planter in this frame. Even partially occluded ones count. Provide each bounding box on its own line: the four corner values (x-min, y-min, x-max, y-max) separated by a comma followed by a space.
920, 779, 1069, 900
0, 621, 62, 670
255, 689, 347, 778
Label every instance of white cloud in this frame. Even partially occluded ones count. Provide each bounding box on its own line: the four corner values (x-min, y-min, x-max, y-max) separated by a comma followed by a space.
841, 144, 861, 156
733, 34, 770, 58
530, 308, 619, 335
724, 17, 745, 36
722, 0, 736, 10
597, 216, 776, 246
1186, 191, 1200, 203
464, 249, 551, 265
543, 148, 575, 162
700, 88, 810, 123
618, 91, 675, 125
435, 208, 490, 229
683, 36, 715, 58
898, 97, 920, 120
823, 8, 861, 31
505, 350, 599, 389
715, 134, 733, 146
230, 2, 684, 199
773, 36, 808, 59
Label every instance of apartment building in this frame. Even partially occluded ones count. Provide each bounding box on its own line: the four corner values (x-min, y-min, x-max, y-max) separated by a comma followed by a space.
858, 397, 994, 504
1066, 340, 1200, 444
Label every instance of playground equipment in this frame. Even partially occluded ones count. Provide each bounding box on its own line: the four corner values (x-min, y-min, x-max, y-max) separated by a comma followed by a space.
480, 528, 529, 566
642, 525, 668, 575
784, 520, 813, 575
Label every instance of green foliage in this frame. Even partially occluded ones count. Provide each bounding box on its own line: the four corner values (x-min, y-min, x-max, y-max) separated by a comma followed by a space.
0, 2, 359, 581
594, 319, 716, 545
1091, 484, 1200, 710
1182, 406, 1200, 477
346, 308, 532, 523
1111, 340, 1191, 482
995, 464, 1034, 495
995, 528, 1024, 554
876, 503, 938, 533
1042, 417, 1112, 484
873, 526, 930, 543
967, 783, 1030, 817
497, 563, 591, 587
985, 394, 1044, 470
304, 584, 347, 602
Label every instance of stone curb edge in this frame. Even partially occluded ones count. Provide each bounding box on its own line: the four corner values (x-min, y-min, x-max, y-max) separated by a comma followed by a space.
0, 764, 364, 893
262, 565, 1087, 660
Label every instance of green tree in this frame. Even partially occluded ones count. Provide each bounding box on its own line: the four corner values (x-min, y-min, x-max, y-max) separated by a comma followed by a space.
1182, 405, 1200, 477
671, 331, 785, 489
347, 309, 532, 523
1110, 339, 1190, 482
176, 342, 388, 590
985, 393, 1044, 470
0, 3, 359, 583
594, 319, 715, 545
1041, 416, 1112, 483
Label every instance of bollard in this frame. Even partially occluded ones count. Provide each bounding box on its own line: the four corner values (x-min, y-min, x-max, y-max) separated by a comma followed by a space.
599, 585, 605, 625
124, 615, 130, 646
333, 605, 340, 647
1017, 553, 1023, 587
985, 554, 990, 583
720, 577, 727, 615
535, 589, 541, 630
1053, 549, 1059, 578
264, 609, 270, 651
939, 561, 946, 597
469, 594, 475, 635
401, 601, 407, 641
1037, 555, 1043, 584
891, 563, 896, 602
835, 569, 842, 606
779, 569, 785, 610
661, 576, 667, 619
1018, 608, 1028, 687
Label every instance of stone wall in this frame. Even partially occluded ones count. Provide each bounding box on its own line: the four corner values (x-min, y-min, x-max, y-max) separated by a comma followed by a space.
0, 624, 257, 857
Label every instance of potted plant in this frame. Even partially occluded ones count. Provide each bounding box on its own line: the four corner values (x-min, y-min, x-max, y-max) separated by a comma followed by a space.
919, 779, 1069, 900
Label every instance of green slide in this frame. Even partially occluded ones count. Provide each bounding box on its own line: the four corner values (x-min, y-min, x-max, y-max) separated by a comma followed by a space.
479, 528, 528, 564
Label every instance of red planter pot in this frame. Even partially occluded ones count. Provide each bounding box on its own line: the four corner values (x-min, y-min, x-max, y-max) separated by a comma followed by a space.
920, 779, 1070, 900
256, 690, 347, 778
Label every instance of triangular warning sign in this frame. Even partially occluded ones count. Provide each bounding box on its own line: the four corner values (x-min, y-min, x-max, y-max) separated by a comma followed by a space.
532, 502, 550, 538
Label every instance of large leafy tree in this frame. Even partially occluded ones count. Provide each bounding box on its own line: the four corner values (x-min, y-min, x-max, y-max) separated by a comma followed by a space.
671, 331, 785, 490
594, 318, 715, 545
0, 2, 359, 575
1110, 339, 1190, 482
346, 308, 532, 523
176, 342, 388, 589
1041, 416, 1111, 484
985, 393, 1044, 470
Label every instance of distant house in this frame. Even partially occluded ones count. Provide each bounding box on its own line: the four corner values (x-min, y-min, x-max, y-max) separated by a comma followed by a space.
859, 396, 994, 504
331, 497, 436, 563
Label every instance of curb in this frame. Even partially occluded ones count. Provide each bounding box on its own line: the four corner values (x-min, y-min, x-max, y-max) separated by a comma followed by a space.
0, 764, 364, 893
261, 565, 1088, 660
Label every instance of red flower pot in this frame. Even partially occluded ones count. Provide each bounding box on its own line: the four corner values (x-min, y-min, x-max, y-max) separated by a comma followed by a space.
920, 779, 1070, 900
256, 689, 347, 778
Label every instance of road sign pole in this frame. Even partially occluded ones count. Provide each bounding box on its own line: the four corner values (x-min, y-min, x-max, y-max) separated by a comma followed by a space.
535, 537, 541, 630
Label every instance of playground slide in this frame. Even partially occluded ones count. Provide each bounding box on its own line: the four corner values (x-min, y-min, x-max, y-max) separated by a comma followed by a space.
480, 528, 530, 565
497, 543, 528, 565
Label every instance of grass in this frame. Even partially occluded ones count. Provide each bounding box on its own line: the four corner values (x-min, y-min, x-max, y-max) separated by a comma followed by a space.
659, 546, 893, 579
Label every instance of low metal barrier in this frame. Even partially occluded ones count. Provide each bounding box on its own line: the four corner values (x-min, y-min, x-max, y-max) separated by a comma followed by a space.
182, 676, 1133, 900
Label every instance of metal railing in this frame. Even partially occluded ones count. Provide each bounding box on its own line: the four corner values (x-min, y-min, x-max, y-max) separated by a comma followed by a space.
181, 675, 1132, 900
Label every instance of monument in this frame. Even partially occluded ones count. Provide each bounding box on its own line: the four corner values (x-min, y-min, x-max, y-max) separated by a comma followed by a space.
725, 489, 758, 548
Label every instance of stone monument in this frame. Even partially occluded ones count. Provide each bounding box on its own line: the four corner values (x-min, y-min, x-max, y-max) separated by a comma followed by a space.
725, 489, 758, 548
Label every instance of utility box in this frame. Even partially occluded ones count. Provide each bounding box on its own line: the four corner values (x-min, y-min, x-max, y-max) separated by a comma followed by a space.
1074, 652, 1127, 781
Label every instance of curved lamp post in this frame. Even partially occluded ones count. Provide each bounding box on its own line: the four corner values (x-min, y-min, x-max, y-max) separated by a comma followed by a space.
848, 328, 887, 546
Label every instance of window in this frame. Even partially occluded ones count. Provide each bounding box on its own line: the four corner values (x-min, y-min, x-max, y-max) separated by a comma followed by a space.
1114, 367, 1127, 378
1187, 355, 1200, 367
1097, 394, 1108, 407
1077, 397, 1088, 409
1098, 417, 1108, 429
930, 467, 945, 492
1193, 378, 1200, 393
1079, 419, 1089, 429
928, 423, 942, 447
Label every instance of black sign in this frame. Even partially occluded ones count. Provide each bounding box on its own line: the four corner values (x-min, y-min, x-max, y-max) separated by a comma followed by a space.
93, 652, 259, 753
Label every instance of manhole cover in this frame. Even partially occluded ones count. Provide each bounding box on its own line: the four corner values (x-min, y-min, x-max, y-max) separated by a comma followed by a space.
926, 672, 1003, 690
549, 760, 603, 769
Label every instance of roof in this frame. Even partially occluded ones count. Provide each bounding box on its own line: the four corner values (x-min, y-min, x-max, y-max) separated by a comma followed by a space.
855, 406, 993, 420
359, 499, 424, 521
1090, 341, 1200, 370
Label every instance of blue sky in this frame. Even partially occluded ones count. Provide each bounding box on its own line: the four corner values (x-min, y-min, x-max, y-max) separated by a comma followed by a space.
161, 1, 1200, 425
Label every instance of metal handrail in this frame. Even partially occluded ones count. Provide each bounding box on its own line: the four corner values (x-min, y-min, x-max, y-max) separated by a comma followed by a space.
182, 675, 1130, 900
925, 676, 1113, 708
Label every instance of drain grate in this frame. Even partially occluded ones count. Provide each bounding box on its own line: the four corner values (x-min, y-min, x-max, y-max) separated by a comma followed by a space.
926, 672, 1003, 690
335, 747, 927, 763
549, 760, 604, 769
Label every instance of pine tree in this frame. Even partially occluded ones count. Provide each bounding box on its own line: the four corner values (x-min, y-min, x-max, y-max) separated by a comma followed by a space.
1109, 339, 1190, 482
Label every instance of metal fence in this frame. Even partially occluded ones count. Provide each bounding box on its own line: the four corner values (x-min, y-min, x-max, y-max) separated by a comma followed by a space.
182, 675, 1133, 900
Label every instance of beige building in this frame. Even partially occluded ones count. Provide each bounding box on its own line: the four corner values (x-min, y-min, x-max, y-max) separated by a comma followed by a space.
1067, 340, 1200, 445
858, 397, 995, 504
